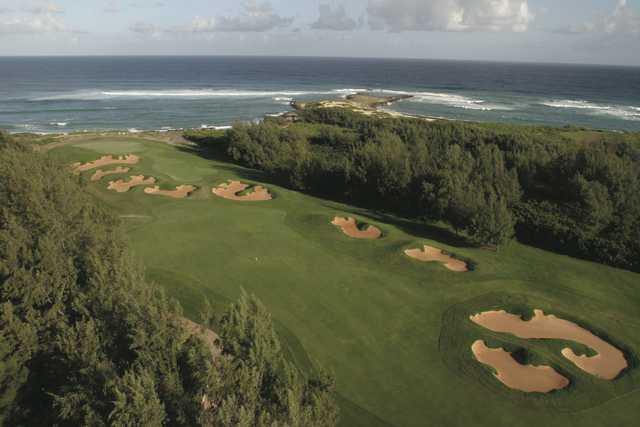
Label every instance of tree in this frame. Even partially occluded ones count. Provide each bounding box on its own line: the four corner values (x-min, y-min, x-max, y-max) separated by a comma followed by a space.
467, 190, 515, 247
201, 291, 339, 427
0, 138, 339, 426
351, 131, 412, 201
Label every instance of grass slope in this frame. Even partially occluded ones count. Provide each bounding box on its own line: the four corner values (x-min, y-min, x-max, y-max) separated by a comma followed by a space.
48, 135, 640, 427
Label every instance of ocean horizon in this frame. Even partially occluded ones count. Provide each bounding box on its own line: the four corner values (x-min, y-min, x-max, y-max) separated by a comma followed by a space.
1, 55, 639, 134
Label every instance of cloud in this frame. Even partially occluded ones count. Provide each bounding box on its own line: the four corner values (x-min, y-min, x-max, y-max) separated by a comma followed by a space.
25, 3, 64, 15
129, 21, 159, 34
0, 15, 68, 34
367, 0, 533, 32
107, 1, 166, 13
103, 0, 122, 13
0, 2, 78, 35
312, 4, 358, 31
131, 1, 293, 35
186, 1, 293, 32
604, 0, 640, 35
554, 0, 639, 36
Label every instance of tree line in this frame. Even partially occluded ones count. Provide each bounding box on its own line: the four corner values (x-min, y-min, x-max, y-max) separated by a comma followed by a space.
187, 108, 640, 272
0, 133, 339, 426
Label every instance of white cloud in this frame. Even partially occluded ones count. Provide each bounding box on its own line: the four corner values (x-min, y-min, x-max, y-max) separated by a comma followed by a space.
0, 1, 76, 35
129, 21, 159, 34
0, 15, 67, 34
367, 0, 533, 32
103, 1, 122, 14
131, 0, 293, 34
312, 4, 359, 31
186, 1, 293, 33
25, 3, 64, 15
555, 0, 639, 36
604, 0, 640, 35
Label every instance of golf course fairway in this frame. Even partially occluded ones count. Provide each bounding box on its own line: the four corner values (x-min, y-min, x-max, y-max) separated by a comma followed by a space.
47, 134, 640, 427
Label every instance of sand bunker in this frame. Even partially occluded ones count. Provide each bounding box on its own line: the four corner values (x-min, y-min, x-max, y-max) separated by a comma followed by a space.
331, 217, 382, 240
471, 340, 569, 393
90, 167, 130, 182
144, 185, 197, 199
404, 245, 468, 272
470, 310, 627, 380
212, 180, 272, 202
72, 154, 139, 173
107, 175, 156, 193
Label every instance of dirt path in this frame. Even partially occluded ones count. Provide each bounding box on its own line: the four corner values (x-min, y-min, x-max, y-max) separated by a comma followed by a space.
212, 181, 272, 201
404, 245, 468, 272
470, 309, 628, 380
471, 340, 569, 393
107, 175, 156, 193
331, 217, 382, 240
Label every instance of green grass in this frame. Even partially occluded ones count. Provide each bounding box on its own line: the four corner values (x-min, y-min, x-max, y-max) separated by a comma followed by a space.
47, 135, 640, 427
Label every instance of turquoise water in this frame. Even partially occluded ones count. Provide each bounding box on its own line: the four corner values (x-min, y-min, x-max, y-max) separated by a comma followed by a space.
1, 56, 638, 133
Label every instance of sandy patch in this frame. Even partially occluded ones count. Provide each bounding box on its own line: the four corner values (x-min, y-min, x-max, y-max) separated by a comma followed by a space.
72, 154, 139, 173
471, 340, 569, 393
179, 317, 221, 359
144, 185, 197, 199
331, 217, 382, 240
90, 167, 130, 181
470, 310, 627, 380
404, 245, 468, 272
107, 175, 156, 193
212, 180, 272, 202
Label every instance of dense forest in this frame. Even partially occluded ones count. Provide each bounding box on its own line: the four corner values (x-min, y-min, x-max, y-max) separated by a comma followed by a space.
186, 108, 640, 272
0, 133, 338, 426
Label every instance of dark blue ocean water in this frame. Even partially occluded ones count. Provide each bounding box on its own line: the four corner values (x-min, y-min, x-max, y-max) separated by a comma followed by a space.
1, 56, 639, 133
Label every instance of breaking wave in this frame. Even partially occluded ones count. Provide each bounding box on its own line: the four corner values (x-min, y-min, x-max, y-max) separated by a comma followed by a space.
370, 89, 514, 111
30, 88, 363, 101
29, 87, 513, 111
541, 100, 640, 121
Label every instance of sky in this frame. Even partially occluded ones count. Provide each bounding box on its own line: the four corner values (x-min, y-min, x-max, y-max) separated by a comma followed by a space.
0, 0, 638, 65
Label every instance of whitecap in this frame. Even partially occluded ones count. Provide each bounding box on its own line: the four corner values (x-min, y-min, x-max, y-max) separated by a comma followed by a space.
32, 88, 346, 101
30, 87, 383, 102
368, 89, 513, 111
542, 99, 640, 121
200, 124, 232, 130
265, 112, 289, 118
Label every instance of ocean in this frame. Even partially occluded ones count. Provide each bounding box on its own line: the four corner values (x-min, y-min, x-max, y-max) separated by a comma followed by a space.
1, 56, 639, 134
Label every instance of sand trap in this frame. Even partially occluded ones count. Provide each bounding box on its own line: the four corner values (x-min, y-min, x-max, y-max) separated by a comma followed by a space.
144, 185, 197, 199
471, 340, 569, 393
404, 245, 468, 272
470, 310, 627, 380
72, 154, 139, 172
107, 175, 156, 193
331, 217, 382, 240
90, 167, 130, 181
212, 180, 272, 202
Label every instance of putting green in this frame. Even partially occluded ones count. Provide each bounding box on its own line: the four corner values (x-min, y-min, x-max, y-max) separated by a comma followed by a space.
47, 135, 640, 427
